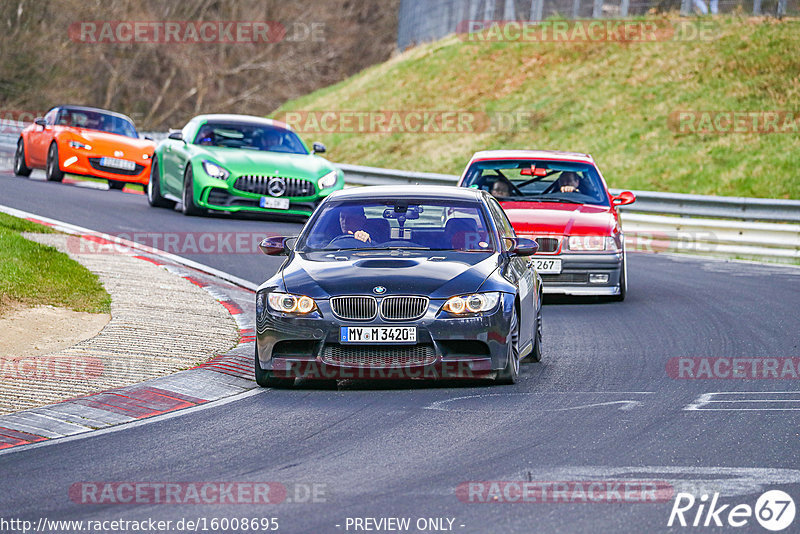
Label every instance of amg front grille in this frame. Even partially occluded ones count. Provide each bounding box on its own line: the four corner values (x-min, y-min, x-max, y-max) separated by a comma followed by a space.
87, 158, 144, 176
534, 237, 560, 253
233, 175, 316, 197
322, 344, 436, 368
379, 296, 428, 321
331, 296, 377, 320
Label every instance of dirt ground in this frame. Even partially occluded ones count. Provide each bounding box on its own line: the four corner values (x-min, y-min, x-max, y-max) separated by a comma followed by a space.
0, 304, 110, 359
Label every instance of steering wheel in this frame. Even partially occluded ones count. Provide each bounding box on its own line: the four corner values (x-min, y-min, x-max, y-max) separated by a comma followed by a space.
326, 234, 369, 248
541, 180, 579, 195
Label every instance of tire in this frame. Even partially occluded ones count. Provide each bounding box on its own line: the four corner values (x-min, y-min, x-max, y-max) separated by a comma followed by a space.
612, 252, 627, 302
525, 295, 543, 363
496, 308, 520, 384
147, 158, 176, 209
181, 164, 202, 216
255, 346, 294, 388
46, 143, 64, 182
13, 139, 32, 177
108, 180, 125, 190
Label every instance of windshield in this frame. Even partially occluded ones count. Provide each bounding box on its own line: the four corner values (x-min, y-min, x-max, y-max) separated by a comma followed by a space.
193, 122, 308, 154
56, 108, 138, 138
297, 199, 495, 252
462, 159, 610, 206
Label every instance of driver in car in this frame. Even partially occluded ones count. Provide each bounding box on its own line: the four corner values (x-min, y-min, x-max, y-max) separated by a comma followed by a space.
338, 207, 372, 243
490, 179, 512, 198
556, 171, 581, 193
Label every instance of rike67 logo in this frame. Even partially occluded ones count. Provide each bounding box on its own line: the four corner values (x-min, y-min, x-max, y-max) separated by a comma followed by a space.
668, 490, 795, 531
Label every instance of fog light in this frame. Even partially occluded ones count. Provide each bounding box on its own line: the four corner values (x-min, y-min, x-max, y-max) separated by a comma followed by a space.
589, 274, 609, 284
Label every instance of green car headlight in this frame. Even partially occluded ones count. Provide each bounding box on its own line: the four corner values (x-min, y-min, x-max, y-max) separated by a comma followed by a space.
317, 170, 338, 189
202, 160, 230, 181
267, 292, 318, 315
442, 292, 500, 315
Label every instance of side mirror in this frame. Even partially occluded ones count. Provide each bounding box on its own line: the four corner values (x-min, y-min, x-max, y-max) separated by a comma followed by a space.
259, 236, 298, 256
612, 191, 636, 206
312, 142, 326, 154
144, 135, 154, 141
167, 131, 183, 141
511, 237, 539, 256
34, 118, 46, 127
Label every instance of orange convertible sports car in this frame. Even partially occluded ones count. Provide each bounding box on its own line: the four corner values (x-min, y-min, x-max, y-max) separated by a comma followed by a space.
14, 105, 156, 189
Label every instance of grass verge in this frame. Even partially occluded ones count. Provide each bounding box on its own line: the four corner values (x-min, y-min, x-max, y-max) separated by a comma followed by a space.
0, 212, 111, 316
274, 14, 800, 199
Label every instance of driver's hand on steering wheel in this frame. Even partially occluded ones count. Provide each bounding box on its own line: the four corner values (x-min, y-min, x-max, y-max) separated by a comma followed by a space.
349, 230, 371, 243
560, 185, 578, 193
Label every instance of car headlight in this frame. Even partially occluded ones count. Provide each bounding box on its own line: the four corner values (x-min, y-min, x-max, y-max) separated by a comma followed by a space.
267, 292, 318, 314
202, 160, 230, 181
68, 140, 92, 150
317, 170, 338, 189
442, 292, 500, 315
567, 235, 611, 251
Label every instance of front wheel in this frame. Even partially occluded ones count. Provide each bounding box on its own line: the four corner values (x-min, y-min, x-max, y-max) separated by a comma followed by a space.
496, 308, 520, 385
612, 253, 627, 302
526, 296, 543, 363
14, 139, 32, 177
46, 143, 64, 182
147, 158, 176, 209
181, 165, 202, 216
255, 346, 295, 388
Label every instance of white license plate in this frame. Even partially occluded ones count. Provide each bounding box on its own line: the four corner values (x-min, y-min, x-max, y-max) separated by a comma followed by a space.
340, 326, 416, 344
532, 258, 562, 274
260, 197, 290, 210
100, 157, 136, 171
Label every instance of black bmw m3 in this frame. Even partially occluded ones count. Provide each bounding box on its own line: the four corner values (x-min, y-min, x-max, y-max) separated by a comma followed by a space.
255, 185, 543, 387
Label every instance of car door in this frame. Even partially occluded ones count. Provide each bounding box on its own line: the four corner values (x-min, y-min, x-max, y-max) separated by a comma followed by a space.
28, 108, 58, 167
487, 197, 535, 353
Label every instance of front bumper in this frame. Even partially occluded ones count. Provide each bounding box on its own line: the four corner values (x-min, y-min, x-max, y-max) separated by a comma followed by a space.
60, 151, 151, 184
539, 252, 623, 296
191, 166, 342, 217
255, 294, 515, 380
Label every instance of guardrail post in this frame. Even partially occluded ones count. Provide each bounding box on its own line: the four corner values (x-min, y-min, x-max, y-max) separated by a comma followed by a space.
592, 0, 603, 17
530, 0, 544, 20
573, 0, 581, 18
777, 0, 787, 17
753, 0, 762, 15
680, 0, 692, 15
620, 0, 630, 17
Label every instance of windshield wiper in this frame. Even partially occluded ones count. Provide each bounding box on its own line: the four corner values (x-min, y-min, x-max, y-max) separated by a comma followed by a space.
509, 196, 583, 204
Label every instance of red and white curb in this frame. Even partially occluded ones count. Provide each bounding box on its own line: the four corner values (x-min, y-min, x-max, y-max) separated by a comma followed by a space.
0, 206, 260, 453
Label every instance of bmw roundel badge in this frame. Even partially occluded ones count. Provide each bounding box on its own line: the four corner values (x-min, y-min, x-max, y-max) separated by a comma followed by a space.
373, 286, 387, 295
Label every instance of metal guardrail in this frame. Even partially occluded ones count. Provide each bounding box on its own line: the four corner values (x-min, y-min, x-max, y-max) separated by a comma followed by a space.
335, 162, 800, 263
335, 162, 800, 224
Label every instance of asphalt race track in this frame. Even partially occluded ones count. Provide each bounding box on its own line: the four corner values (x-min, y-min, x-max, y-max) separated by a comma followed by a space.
2, 170, 800, 533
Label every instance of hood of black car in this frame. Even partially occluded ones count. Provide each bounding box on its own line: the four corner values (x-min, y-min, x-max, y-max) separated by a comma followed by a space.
282, 250, 499, 300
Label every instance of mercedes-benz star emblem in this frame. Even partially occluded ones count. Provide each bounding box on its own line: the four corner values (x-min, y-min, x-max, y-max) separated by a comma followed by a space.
373, 286, 386, 295
268, 177, 286, 197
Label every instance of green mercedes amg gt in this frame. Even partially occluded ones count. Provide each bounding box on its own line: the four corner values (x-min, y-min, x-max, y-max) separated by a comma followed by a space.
147, 114, 344, 217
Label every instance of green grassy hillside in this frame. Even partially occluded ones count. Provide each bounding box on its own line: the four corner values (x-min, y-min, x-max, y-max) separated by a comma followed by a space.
274, 16, 800, 198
